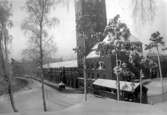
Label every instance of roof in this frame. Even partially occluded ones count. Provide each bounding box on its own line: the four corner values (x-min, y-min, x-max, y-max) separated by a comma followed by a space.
86, 34, 142, 59
128, 35, 141, 43
86, 50, 100, 59
86, 35, 110, 59
93, 79, 140, 92
43, 60, 78, 69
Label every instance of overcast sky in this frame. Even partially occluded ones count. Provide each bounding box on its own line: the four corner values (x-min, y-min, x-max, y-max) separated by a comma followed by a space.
9, 0, 167, 60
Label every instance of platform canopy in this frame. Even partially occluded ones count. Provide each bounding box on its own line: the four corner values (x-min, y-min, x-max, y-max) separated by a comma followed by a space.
43, 60, 78, 69
93, 79, 140, 92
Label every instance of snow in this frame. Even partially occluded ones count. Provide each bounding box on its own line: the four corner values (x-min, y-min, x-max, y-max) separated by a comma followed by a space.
144, 78, 167, 96
156, 102, 167, 113
0, 79, 84, 113
93, 79, 140, 92
86, 35, 110, 59
43, 60, 78, 69
144, 78, 167, 104
0, 78, 167, 115
55, 99, 166, 115
86, 50, 100, 59
86, 34, 141, 59
2, 96, 166, 115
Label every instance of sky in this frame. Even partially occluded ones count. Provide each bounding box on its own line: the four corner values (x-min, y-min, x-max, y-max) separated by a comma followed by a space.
9, 0, 167, 60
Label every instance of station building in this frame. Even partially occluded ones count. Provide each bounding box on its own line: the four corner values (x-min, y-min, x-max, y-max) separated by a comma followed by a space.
43, 0, 148, 103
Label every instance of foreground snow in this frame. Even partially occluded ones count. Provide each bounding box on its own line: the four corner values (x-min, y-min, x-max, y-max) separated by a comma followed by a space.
54, 99, 166, 115
144, 78, 167, 104
145, 78, 167, 96
0, 79, 108, 113
0, 99, 166, 115
0, 78, 167, 115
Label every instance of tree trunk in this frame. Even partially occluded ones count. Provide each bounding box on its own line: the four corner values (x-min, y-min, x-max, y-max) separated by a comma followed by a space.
41, 71, 47, 111
39, 24, 47, 112
140, 70, 143, 103
0, 28, 18, 112
0, 48, 18, 112
7, 76, 18, 112
156, 47, 164, 95
116, 53, 120, 101
83, 56, 87, 101
39, 0, 47, 111
83, 36, 87, 101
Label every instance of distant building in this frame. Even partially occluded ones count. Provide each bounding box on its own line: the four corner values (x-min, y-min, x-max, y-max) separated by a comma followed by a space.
44, 0, 148, 103
74, 0, 144, 84
76, 34, 143, 90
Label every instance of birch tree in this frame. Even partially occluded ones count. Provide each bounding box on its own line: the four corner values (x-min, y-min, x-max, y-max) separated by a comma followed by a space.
0, 0, 18, 112
22, 0, 60, 111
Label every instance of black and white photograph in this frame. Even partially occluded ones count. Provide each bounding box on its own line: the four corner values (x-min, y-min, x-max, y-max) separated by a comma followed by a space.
0, 0, 167, 115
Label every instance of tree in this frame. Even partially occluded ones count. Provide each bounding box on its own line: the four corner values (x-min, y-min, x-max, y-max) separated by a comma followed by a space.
98, 15, 131, 101
97, 15, 151, 102
145, 31, 165, 95
73, 33, 88, 101
0, 0, 18, 112
22, 0, 60, 111
22, 37, 57, 65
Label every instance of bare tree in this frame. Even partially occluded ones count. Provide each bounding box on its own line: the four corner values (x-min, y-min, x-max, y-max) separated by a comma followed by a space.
22, 0, 60, 111
0, 0, 18, 112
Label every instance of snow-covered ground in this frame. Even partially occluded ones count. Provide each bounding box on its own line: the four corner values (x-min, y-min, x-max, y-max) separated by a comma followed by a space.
0, 79, 107, 113
145, 78, 167, 112
54, 99, 166, 115
144, 78, 167, 105
0, 78, 167, 114
145, 78, 167, 96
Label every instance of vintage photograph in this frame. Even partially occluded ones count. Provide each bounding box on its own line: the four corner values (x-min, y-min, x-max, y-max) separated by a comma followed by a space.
0, 0, 167, 115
